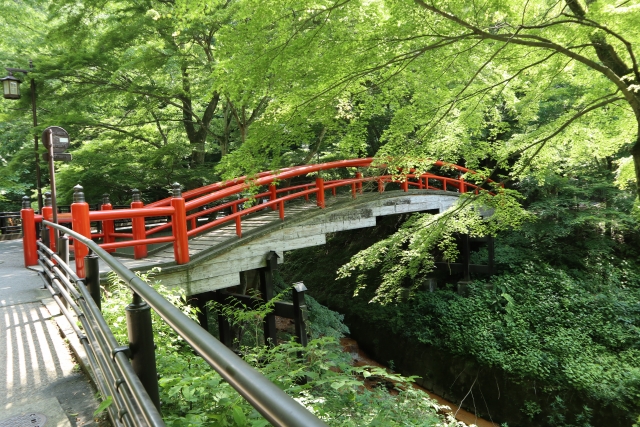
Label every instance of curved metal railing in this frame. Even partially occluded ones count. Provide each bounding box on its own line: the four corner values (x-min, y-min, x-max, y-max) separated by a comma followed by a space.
39, 220, 327, 427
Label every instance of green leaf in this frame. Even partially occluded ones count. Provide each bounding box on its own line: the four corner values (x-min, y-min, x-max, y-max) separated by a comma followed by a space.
232, 406, 246, 426
93, 396, 113, 417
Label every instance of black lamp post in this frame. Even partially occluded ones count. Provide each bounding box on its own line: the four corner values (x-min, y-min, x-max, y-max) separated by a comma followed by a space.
1, 61, 43, 212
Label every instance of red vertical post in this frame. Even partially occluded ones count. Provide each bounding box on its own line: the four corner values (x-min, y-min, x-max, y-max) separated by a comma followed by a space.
304, 185, 310, 201
402, 180, 409, 192
21, 196, 38, 267
269, 184, 277, 211
170, 183, 190, 264
71, 185, 92, 278
356, 172, 363, 194
378, 179, 384, 193
460, 178, 466, 193
130, 189, 147, 259
232, 203, 242, 237
351, 181, 357, 199
315, 177, 325, 208
443, 178, 448, 191
101, 194, 115, 253
279, 200, 285, 220
418, 175, 424, 189
42, 192, 56, 252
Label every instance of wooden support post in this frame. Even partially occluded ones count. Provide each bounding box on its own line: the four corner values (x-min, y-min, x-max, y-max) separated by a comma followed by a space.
292, 282, 308, 347
315, 177, 325, 208
216, 291, 233, 348
131, 189, 148, 259
232, 203, 242, 237
20, 196, 38, 267
191, 291, 215, 332
356, 172, 363, 194
259, 251, 279, 346
170, 183, 190, 264
488, 236, 495, 275
71, 185, 91, 278
269, 184, 277, 211
42, 192, 55, 252
101, 194, 115, 253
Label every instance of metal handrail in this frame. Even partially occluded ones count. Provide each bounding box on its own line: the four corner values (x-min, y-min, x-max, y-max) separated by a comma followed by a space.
42, 220, 327, 427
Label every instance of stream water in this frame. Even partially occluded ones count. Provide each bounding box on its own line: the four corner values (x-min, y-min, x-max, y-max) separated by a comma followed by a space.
340, 338, 498, 427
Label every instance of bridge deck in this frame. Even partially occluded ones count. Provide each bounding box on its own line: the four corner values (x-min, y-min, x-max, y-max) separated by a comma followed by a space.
88, 190, 460, 295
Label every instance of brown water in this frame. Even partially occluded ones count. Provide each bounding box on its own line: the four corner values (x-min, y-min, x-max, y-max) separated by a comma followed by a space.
340, 338, 498, 427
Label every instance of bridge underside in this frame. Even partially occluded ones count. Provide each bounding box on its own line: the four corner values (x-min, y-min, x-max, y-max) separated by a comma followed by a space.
107, 190, 459, 295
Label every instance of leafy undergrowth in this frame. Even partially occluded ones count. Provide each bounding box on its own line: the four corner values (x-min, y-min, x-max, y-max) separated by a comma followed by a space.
101, 272, 465, 427
279, 172, 640, 425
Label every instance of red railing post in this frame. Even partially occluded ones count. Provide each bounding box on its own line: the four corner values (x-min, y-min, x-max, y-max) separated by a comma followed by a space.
42, 192, 56, 252
170, 183, 189, 264
101, 194, 115, 253
460, 178, 466, 193
402, 179, 409, 192
418, 175, 424, 189
20, 196, 38, 267
315, 177, 325, 208
279, 200, 285, 220
356, 172, 363, 194
71, 185, 92, 278
232, 203, 242, 237
378, 178, 384, 193
269, 184, 277, 211
130, 189, 147, 259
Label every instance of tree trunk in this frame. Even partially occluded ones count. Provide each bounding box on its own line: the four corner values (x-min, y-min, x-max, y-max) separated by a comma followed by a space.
632, 125, 640, 199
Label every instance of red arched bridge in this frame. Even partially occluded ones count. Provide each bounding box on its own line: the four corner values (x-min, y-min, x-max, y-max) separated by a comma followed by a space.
21, 158, 497, 279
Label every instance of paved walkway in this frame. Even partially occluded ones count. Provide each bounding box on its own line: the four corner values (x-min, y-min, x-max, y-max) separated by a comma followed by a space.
0, 239, 105, 427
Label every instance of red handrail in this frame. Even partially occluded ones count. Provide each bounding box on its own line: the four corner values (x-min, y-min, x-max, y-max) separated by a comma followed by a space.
29, 158, 496, 276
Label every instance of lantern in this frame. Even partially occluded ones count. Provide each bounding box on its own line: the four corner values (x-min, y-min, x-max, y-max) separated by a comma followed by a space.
1, 72, 21, 99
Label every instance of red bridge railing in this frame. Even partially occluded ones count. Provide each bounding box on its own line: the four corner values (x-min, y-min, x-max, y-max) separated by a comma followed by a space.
21, 158, 498, 276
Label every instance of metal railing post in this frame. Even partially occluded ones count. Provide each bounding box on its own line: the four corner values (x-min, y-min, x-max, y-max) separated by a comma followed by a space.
71, 185, 92, 278
170, 183, 190, 264
131, 189, 148, 259
126, 292, 161, 412
85, 251, 101, 312
20, 196, 38, 267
